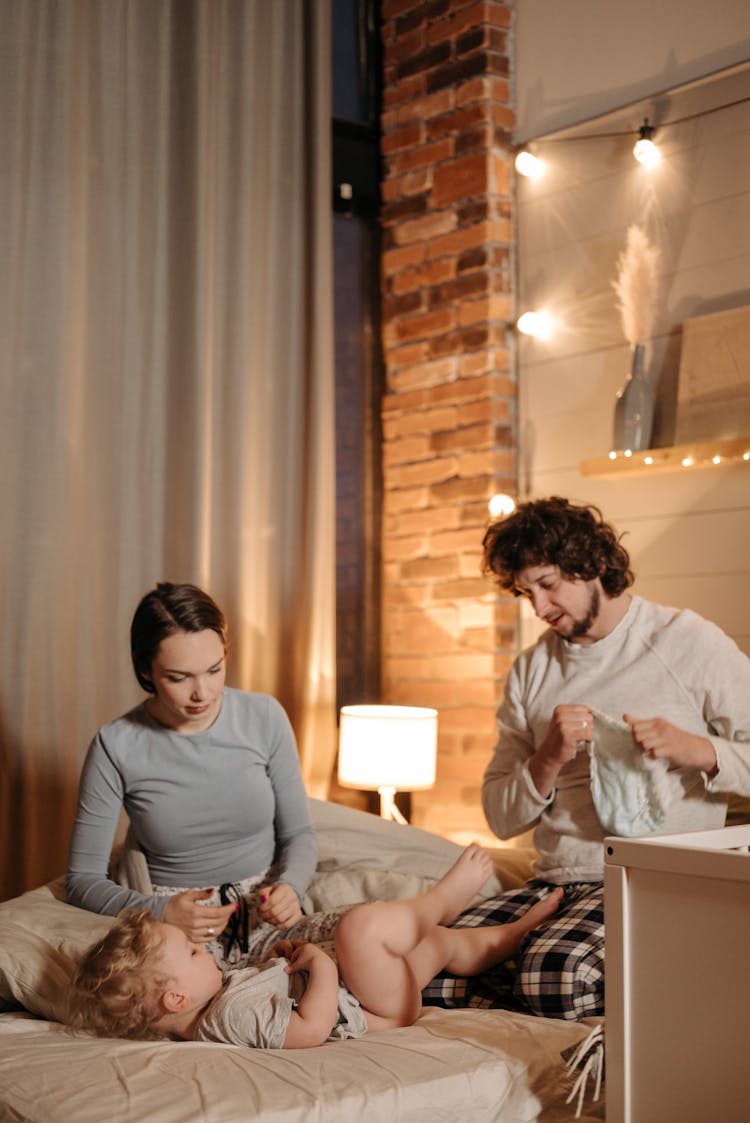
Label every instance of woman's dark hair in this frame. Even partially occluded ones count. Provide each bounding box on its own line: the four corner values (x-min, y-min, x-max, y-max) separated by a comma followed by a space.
482, 496, 634, 597
130, 583, 228, 693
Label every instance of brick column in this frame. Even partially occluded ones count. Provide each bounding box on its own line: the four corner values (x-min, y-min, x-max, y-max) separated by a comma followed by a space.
379, 0, 517, 841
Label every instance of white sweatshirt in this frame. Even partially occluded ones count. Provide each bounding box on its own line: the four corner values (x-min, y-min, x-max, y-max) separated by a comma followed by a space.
482, 596, 750, 883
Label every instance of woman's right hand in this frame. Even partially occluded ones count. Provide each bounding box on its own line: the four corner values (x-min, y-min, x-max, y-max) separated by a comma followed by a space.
163, 888, 237, 943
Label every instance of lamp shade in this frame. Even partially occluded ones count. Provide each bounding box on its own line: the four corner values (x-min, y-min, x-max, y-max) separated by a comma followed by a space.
337, 705, 438, 792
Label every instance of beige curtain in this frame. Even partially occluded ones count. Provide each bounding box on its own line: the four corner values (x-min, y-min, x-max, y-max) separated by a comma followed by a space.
0, 0, 336, 900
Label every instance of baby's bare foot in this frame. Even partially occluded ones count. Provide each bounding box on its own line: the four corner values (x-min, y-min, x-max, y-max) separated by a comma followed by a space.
435, 844, 493, 926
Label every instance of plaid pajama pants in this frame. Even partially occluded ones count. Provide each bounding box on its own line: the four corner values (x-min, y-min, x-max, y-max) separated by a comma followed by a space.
421, 879, 604, 1021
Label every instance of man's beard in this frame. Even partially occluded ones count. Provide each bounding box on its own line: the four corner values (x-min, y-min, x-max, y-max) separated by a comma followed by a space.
569, 584, 601, 640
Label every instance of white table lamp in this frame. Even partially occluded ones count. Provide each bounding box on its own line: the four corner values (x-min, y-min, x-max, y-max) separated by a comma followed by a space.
337, 704, 438, 824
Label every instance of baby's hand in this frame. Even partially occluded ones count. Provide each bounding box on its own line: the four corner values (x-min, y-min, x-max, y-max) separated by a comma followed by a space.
285, 941, 328, 975
270, 938, 295, 960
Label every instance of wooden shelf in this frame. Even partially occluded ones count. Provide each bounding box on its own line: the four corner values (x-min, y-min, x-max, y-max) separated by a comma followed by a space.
580, 436, 750, 478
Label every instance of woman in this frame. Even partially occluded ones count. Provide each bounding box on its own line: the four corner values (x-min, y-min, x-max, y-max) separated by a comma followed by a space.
66, 582, 321, 966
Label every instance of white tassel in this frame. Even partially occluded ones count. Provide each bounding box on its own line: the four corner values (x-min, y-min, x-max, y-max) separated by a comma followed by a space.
563, 1023, 605, 1119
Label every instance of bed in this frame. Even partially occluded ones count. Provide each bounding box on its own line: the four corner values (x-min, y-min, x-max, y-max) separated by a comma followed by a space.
0, 799, 604, 1123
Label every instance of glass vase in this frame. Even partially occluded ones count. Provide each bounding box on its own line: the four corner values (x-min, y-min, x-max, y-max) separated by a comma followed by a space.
612, 342, 654, 452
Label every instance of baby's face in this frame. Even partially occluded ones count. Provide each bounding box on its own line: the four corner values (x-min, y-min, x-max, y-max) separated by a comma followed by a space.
156, 922, 223, 1007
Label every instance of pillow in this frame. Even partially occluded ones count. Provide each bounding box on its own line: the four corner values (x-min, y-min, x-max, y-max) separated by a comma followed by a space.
309, 797, 471, 878
306, 798, 533, 907
0, 879, 114, 1021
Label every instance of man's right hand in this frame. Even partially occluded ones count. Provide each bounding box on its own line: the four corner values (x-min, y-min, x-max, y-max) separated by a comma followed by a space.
529, 704, 593, 798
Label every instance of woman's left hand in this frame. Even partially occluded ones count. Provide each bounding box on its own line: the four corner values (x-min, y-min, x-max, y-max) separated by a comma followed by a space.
258, 882, 303, 928
623, 713, 718, 774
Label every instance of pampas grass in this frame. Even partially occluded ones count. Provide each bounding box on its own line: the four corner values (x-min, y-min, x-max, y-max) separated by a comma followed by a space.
612, 225, 661, 345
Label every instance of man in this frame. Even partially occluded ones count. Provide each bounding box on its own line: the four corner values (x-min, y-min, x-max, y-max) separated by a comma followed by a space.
426, 496, 750, 1021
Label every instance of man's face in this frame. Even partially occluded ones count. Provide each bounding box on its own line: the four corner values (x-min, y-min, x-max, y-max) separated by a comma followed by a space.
513, 564, 604, 644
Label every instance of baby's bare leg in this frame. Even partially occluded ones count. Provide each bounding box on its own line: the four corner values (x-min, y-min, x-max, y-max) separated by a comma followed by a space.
334, 845, 493, 1024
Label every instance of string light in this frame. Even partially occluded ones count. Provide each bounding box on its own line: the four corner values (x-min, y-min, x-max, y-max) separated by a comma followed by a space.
590, 439, 750, 477
488, 493, 516, 518
515, 149, 546, 179
514, 87, 750, 172
633, 118, 661, 167
516, 309, 553, 339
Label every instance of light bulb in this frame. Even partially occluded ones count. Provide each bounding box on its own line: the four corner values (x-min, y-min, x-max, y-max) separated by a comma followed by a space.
516, 309, 552, 339
515, 150, 545, 179
488, 493, 516, 518
634, 119, 661, 167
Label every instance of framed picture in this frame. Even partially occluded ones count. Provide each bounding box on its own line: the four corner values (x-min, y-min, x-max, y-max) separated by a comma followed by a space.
675, 304, 750, 442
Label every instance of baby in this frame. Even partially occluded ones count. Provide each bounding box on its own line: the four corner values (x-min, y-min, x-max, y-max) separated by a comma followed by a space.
70, 845, 561, 1049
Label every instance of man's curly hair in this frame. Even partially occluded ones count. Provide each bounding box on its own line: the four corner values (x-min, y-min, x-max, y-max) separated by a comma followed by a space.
482, 496, 634, 596
68, 909, 170, 1041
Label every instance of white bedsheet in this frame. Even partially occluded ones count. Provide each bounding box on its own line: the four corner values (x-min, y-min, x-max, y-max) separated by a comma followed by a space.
0, 1006, 603, 1123
0, 799, 605, 1122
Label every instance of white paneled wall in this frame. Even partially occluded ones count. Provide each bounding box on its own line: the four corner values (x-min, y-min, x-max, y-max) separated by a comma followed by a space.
516, 64, 750, 655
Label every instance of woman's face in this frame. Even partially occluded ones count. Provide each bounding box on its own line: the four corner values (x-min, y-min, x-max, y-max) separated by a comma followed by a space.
146, 629, 226, 733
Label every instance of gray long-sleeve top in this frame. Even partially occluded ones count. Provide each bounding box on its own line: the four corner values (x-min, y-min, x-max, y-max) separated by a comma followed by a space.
66, 688, 318, 919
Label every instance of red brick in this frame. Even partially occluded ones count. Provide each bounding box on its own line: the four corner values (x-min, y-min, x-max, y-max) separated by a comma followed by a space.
386, 341, 431, 369
383, 533, 428, 562
381, 0, 418, 19
383, 28, 426, 68
428, 527, 486, 554
388, 505, 461, 536
397, 558, 462, 589
425, 103, 489, 141
389, 88, 454, 129
384, 404, 457, 438
426, 221, 490, 260
427, 373, 495, 404
382, 243, 425, 274
381, 387, 430, 413
382, 434, 432, 466
381, 169, 432, 203
382, 73, 425, 110
391, 258, 455, 295
381, 121, 424, 156
382, 491, 431, 520
432, 421, 493, 455
393, 307, 455, 344
391, 210, 456, 247
433, 153, 488, 207
386, 456, 458, 489
390, 137, 454, 176
458, 294, 513, 326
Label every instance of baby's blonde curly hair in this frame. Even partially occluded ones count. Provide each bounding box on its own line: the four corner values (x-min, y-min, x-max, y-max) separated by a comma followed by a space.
69, 909, 170, 1040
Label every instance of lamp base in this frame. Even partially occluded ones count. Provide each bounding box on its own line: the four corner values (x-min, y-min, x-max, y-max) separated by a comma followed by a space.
377, 785, 408, 825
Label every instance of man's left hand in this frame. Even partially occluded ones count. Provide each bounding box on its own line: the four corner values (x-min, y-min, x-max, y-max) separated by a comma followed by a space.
623, 713, 718, 775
